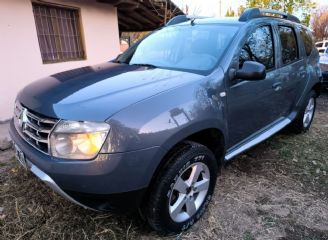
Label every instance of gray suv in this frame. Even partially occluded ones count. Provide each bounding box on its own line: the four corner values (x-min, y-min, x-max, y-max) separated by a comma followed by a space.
10, 8, 321, 234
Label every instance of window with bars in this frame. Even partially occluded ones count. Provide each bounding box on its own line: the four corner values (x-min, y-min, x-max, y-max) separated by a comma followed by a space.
32, 3, 85, 63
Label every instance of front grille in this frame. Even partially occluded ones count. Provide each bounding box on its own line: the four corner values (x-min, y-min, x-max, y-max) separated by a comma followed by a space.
14, 102, 58, 154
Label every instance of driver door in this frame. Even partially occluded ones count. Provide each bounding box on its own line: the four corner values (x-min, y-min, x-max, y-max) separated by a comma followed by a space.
226, 25, 282, 148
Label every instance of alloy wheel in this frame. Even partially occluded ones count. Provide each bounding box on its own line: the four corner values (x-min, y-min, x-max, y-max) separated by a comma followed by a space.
303, 97, 315, 128
168, 162, 210, 223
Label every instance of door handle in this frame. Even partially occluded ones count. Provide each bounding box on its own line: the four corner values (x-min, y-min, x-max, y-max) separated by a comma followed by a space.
272, 82, 282, 91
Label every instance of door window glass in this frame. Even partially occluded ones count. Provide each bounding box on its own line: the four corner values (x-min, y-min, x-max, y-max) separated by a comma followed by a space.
278, 26, 299, 64
239, 26, 274, 70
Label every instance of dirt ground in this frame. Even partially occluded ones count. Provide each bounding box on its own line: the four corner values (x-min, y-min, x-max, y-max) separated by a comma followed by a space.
0, 92, 327, 240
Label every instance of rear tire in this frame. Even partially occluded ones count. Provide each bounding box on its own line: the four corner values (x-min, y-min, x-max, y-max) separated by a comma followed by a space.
144, 141, 218, 234
288, 90, 316, 134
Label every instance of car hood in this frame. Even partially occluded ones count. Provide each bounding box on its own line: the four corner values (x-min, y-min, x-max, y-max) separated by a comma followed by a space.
18, 62, 203, 121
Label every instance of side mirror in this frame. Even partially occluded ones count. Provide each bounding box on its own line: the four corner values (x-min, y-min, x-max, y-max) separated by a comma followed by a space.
235, 61, 266, 80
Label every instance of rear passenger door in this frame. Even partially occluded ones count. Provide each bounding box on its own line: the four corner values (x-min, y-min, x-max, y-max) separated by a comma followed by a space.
274, 24, 307, 117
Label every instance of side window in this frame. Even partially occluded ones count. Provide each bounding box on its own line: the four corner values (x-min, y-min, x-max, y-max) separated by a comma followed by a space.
300, 28, 314, 56
239, 26, 274, 70
278, 26, 299, 64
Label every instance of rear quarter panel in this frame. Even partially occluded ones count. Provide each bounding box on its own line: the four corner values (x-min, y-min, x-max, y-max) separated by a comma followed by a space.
297, 33, 321, 107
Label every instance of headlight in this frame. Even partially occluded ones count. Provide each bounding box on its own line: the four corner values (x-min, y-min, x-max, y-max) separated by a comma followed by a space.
50, 121, 110, 160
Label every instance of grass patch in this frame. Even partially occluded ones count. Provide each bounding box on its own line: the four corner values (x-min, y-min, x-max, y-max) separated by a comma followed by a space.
0, 162, 7, 168
270, 102, 328, 197
243, 231, 255, 240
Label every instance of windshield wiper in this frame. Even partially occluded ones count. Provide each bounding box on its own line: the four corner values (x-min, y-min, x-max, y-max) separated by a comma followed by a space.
130, 63, 158, 68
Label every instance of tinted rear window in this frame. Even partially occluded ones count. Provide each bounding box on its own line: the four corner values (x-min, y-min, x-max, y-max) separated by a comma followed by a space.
300, 28, 314, 56
278, 26, 299, 64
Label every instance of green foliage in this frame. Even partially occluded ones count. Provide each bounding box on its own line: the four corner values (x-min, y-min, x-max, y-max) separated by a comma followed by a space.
301, 13, 311, 27
238, 5, 246, 16
225, 5, 246, 17
247, 0, 271, 9
245, 0, 316, 26
225, 7, 236, 17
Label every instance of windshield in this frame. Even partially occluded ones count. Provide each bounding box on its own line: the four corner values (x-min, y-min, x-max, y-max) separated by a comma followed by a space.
116, 24, 239, 74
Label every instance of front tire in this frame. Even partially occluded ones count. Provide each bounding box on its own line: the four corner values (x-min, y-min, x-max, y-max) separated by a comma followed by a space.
289, 90, 316, 134
144, 141, 218, 234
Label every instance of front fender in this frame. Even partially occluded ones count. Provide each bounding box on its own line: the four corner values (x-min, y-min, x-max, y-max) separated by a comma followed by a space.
103, 72, 227, 154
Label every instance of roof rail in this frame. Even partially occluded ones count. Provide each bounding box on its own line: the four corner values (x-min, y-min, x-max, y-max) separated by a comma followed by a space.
239, 8, 301, 24
166, 15, 208, 26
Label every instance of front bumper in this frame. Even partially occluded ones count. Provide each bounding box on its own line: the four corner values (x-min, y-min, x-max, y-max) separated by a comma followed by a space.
27, 160, 96, 210
9, 120, 163, 211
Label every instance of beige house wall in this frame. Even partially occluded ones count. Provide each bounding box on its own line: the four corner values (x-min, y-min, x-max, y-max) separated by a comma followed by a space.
0, 0, 120, 121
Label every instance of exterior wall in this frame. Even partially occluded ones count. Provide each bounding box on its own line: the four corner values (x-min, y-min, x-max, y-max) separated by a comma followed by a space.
0, 0, 120, 121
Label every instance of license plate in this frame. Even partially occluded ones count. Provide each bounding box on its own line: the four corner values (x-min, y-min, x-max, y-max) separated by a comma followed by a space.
14, 144, 27, 169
